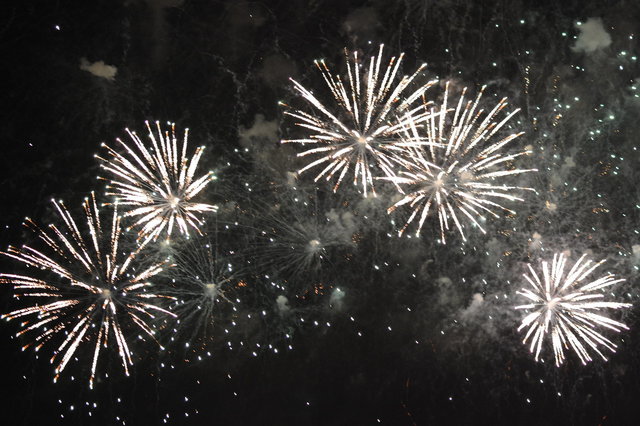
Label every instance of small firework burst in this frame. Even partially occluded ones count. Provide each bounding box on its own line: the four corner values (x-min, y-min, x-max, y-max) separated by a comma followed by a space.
163, 238, 239, 346
386, 82, 536, 243
516, 252, 630, 366
0, 193, 174, 388
282, 44, 438, 197
248, 191, 353, 281
97, 120, 218, 247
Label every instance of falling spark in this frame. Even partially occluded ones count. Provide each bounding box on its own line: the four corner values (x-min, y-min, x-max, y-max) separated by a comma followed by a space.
386, 82, 536, 243
516, 252, 630, 366
97, 120, 218, 247
0, 194, 175, 388
282, 44, 438, 197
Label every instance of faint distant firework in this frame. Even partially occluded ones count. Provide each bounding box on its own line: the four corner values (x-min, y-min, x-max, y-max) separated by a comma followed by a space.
248, 190, 353, 281
386, 82, 536, 243
282, 44, 438, 197
97, 120, 218, 247
162, 238, 239, 347
516, 252, 631, 366
0, 194, 174, 388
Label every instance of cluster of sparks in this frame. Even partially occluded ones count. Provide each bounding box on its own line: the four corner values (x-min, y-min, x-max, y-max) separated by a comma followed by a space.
281, 44, 631, 369
0, 194, 174, 388
1, 121, 227, 387
516, 253, 630, 366
0, 44, 635, 396
97, 120, 218, 247
283, 46, 535, 243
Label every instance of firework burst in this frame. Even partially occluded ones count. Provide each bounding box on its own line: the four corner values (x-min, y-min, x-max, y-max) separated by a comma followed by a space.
162, 239, 238, 346
248, 191, 353, 281
516, 252, 630, 366
97, 120, 218, 247
282, 44, 438, 197
386, 82, 536, 243
0, 194, 175, 388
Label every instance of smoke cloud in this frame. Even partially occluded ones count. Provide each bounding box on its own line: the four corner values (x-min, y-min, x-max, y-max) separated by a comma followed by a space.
79, 58, 117, 81
571, 18, 612, 54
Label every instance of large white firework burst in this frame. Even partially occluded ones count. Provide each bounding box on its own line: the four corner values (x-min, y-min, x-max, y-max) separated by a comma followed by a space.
282, 44, 438, 197
386, 82, 536, 243
516, 252, 631, 366
97, 120, 218, 247
0, 194, 175, 388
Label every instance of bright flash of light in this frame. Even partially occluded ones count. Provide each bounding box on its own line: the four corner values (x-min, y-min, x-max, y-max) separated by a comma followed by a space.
386, 82, 536, 243
282, 44, 438, 197
97, 120, 218, 247
0, 193, 175, 388
516, 252, 630, 366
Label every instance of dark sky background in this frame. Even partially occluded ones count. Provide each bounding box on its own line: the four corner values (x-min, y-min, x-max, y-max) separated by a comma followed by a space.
2, 0, 640, 425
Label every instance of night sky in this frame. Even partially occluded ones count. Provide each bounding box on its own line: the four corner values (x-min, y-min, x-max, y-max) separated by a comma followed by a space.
2, 1, 640, 424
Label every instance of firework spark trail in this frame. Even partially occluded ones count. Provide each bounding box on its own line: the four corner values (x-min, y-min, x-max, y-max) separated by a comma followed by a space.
386, 82, 536, 243
516, 252, 630, 366
282, 44, 439, 197
0, 193, 175, 388
96, 120, 218, 247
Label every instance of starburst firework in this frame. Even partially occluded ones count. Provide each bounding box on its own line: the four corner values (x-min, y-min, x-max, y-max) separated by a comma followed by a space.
282, 44, 438, 197
97, 120, 218, 246
516, 252, 630, 366
249, 191, 352, 280
0, 194, 175, 388
163, 239, 237, 344
386, 82, 536, 243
